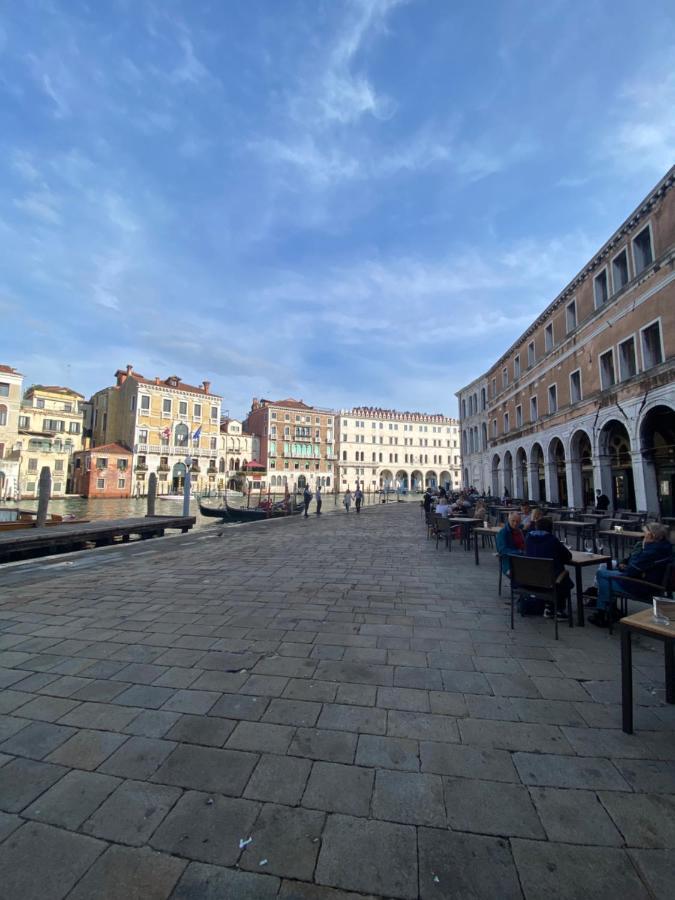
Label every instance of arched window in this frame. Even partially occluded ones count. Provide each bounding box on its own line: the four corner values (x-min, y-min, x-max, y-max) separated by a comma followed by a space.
242, 459, 247, 468
229, 457, 235, 469
219, 458, 225, 473
235, 458, 240, 470
175, 423, 189, 447
0, 405, 6, 426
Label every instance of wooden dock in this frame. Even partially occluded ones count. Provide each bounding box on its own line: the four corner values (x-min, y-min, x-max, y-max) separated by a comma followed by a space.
0, 515, 196, 564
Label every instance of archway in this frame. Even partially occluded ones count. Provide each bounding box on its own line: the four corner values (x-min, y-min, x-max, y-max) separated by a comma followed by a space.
411, 470, 424, 492
515, 448, 528, 500
640, 405, 675, 516
463, 467, 469, 488
570, 430, 594, 509
219, 458, 226, 473
503, 451, 513, 498
599, 420, 635, 510
530, 443, 546, 502
172, 462, 186, 491
0, 470, 5, 500
297, 475, 307, 489
380, 469, 394, 490
548, 438, 568, 505
395, 470, 408, 491
439, 471, 451, 491
491, 454, 500, 497
425, 470, 437, 489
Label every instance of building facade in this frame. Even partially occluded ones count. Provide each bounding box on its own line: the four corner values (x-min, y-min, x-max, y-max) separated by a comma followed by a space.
337, 407, 461, 492
0, 365, 23, 500
18, 385, 85, 499
457, 166, 675, 517
90, 365, 222, 495
243, 398, 337, 493
217, 418, 255, 492
71, 444, 133, 498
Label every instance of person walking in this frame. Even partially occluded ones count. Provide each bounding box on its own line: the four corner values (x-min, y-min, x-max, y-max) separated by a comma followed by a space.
303, 484, 313, 518
343, 489, 352, 512
315, 485, 322, 515
354, 487, 363, 513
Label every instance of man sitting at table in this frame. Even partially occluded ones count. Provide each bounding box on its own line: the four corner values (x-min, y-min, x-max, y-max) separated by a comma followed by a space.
525, 516, 573, 618
496, 511, 525, 577
589, 522, 673, 627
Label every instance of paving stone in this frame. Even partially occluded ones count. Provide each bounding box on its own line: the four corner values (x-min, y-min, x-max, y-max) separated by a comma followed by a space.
0, 714, 30, 742
486, 672, 542, 698
334, 682, 377, 706
114, 684, 176, 709
0, 821, 105, 900
512, 838, 650, 899
356, 734, 419, 771
112, 663, 169, 684
0, 720, 76, 760
420, 741, 519, 782
240, 674, 289, 697
316, 814, 417, 899
159, 689, 220, 715
152, 666, 202, 689
98, 736, 176, 779
561, 726, 675, 761
376, 686, 430, 712
314, 660, 393, 686
444, 777, 545, 838
0, 811, 22, 842
0, 690, 32, 714
189, 670, 248, 692
393, 666, 443, 690
614, 759, 675, 794
531, 676, 590, 702
629, 849, 675, 900
165, 714, 235, 747
151, 790, 260, 865
0, 668, 30, 689
598, 792, 675, 849
289, 727, 357, 764
372, 769, 445, 826
152, 743, 258, 795
513, 752, 632, 790
530, 787, 624, 846
387, 709, 459, 742
279, 880, 378, 900
418, 827, 522, 900
23, 769, 120, 829
58, 701, 141, 732
472, 655, 523, 674
70, 678, 131, 702
8, 695, 81, 727
45, 728, 128, 770
428, 690, 468, 716
283, 679, 338, 703
302, 761, 373, 816
208, 692, 269, 720
317, 703, 386, 735
245, 754, 312, 805
227, 721, 295, 754
459, 718, 574, 754
82, 778, 181, 845
254, 657, 318, 679
262, 698, 322, 727
509, 697, 586, 726
239, 803, 325, 880
172, 861, 280, 900
442, 669, 493, 694
35, 674, 91, 697
124, 709, 182, 737
68, 844, 187, 900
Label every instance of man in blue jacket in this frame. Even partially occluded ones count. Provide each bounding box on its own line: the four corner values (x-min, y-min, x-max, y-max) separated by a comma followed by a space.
525, 517, 573, 618
496, 511, 525, 577
589, 522, 673, 627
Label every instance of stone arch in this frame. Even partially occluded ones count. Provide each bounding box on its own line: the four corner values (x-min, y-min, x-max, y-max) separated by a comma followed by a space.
569, 429, 594, 509
503, 451, 513, 498
439, 470, 451, 490
380, 469, 394, 489
395, 470, 408, 490
598, 419, 635, 510
411, 470, 423, 492
547, 437, 568, 505
639, 403, 675, 516
530, 443, 546, 502
425, 470, 438, 489
515, 447, 528, 500
491, 454, 500, 497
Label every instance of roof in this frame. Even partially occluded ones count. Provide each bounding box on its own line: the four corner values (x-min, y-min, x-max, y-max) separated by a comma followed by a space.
0, 364, 23, 376
115, 369, 222, 398
81, 443, 132, 456
344, 406, 458, 423
263, 398, 315, 410
25, 385, 84, 398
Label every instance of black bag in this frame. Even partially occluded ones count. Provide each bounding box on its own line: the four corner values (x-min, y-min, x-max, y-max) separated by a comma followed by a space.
517, 594, 546, 616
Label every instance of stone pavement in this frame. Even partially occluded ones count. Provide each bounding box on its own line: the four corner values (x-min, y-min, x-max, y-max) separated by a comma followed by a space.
0, 503, 673, 900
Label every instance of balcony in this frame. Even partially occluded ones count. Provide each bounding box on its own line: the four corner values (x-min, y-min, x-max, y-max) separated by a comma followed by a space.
135, 463, 148, 472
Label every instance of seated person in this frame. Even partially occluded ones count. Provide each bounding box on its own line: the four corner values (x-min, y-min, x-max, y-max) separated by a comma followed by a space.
474, 500, 488, 522
589, 522, 673, 627
435, 497, 451, 517
594, 489, 610, 512
525, 516, 573, 618
521, 503, 533, 530
496, 511, 525, 577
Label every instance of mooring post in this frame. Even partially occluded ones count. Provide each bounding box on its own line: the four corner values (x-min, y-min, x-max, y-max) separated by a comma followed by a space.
183, 463, 192, 518
36, 466, 52, 527
147, 473, 157, 517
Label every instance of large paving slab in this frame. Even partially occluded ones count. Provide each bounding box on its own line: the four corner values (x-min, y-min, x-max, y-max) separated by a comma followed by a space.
0, 502, 672, 898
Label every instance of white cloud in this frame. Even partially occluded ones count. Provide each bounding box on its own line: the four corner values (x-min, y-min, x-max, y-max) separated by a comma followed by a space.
604, 71, 675, 176
13, 189, 62, 225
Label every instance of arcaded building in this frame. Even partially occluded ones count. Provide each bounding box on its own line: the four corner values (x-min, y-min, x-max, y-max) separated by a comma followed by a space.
457, 165, 675, 517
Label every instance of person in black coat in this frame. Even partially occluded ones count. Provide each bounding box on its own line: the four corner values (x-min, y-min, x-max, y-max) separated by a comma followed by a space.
595, 490, 610, 511
525, 516, 573, 618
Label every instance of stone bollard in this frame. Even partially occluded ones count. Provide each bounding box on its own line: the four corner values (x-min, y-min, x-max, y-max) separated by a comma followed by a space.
147, 473, 157, 517
183, 469, 192, 518
36, 466, 52, 527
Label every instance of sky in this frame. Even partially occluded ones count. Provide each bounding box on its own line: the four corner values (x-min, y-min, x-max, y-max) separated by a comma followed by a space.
1, 0, 674, 420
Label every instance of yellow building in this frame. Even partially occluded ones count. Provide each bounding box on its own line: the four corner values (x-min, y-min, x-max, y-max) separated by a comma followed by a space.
0, 365, 24, 500
218, 418, 255, 492
18, 385, 86, 498
90, 365, 222, 495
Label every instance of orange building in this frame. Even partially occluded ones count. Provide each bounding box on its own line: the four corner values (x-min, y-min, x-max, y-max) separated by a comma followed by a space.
71, 443, 133, 498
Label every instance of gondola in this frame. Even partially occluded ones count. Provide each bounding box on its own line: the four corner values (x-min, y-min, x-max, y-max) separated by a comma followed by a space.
198, 496, 303, 523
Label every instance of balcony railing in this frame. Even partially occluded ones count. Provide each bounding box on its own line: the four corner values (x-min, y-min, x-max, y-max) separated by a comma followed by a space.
135, 443, 217, 459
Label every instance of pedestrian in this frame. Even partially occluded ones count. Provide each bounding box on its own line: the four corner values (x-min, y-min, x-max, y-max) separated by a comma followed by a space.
303, 484, 313, 518
355, 487, 363, 513
343, 489, 352, 512
594, 489, 610, 512
315, 485, 322, 515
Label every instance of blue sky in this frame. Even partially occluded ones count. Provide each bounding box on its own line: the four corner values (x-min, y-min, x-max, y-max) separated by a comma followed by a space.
2, 0, 674, 419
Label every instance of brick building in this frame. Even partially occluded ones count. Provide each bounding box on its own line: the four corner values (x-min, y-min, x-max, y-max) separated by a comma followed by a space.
457, 165, 675, 516
71, 443, 133, 498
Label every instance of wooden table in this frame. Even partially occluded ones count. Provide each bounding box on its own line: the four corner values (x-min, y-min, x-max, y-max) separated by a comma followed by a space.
620, 607, 675, 733
473, 526, 501, 565
445, 517, 483, 551
554, 519, 596, 551
598, 528, 643, 560
582, 512, 607, 522
566, 550, 612, 626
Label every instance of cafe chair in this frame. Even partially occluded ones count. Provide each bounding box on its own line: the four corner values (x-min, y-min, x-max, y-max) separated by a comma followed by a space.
509, 556, 568, 641
607, 561, 674, 635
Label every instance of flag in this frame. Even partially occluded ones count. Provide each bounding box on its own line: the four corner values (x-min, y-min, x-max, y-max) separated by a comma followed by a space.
192, 426, 202, 441
161, 426, 171, 439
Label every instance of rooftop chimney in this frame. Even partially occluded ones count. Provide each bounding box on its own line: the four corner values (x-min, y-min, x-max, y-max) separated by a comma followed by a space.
126, 364, 133, 375
202, 380, 211, 393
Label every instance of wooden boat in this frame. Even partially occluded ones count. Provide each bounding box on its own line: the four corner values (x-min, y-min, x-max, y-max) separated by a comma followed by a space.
0, 509, 89, 531
199, 496, 303, 523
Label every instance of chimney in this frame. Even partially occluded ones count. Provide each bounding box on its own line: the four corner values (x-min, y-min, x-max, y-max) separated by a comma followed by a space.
154, 377, 160, 385
126, 364, 133, 375
252, 398, 259, 410
202, 380, 211, 393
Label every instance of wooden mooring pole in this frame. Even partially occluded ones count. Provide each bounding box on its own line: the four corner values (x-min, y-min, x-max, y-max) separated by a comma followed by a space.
36, 467, 52, 527
147, 473, 157, 517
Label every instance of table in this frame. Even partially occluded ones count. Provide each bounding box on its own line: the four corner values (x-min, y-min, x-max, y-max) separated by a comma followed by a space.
598, 528, 643, 560
445, 517, 483, 551
473, 526, 501, 565
620, 607, 675, 733
566, 550, 612, 627
582, 512, 607, 522
554, 520, 596, 551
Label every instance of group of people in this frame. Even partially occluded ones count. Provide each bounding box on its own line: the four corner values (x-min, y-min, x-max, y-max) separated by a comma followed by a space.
301, 486, 364, 517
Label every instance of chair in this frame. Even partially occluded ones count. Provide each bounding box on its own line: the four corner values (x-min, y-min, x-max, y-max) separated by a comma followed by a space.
608, 561, 674, 635
509, 555, 569, 640
434, 517, 453, 550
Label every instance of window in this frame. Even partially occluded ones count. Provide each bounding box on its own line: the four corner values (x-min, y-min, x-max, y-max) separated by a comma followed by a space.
516, 405, 522, 428
117, 459, 128, 470
612, 249, 629, 292
530, 397, 538, 421
210, 436, 217, 450
28, 458, 38, 472
96, 458, 108, 469
139, 428, 148, 443
69, 422, 80, 434
194, 403, 201, 418
97, 478, 105, 489
599, 350, 616, 390
641, 320, 664, 369
271, 411, 277, 419
19, 415, 30, 428
570, 369, 582, 403
481, 388, 486, 410
491, 419, 497, 438
594, 269, 609, 307
44, 419, 65, 432
618, 336, 637, 381
54, 459, 64, 472
36, 398, 45, 408
514, 355, 520, 379
0, 382, 8, 396
491, 377, 496, 398
210, 406, 218, 420
118, 478, 125, 488
566, 300, 577, 333
162, 398, 171, 415
544, 323, 554, 351
632, 225, 653, 274
527, 341, 535, 367
140, 395, 150, 412
63, 402, 72, 412
502, 367, 508, 389
548, 385, 557, 414
0, 406, 6, 427
504, 413, 510, 433
179, 401, 188, 416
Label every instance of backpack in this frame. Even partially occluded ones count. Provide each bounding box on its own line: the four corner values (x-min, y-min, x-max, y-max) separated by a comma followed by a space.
517, 594, 546, 616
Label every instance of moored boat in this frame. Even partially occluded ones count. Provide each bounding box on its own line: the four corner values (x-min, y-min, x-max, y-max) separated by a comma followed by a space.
0, 509, 89, 530
198, 496, 303, 522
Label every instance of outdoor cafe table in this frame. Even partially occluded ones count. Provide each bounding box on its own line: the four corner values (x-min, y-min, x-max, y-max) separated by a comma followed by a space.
473, 526, 501, 565
599, 528, 643, 560
445, 517, 483, 551
582, 512, 608, 522
554, 519, 596, 551
567, 550, 612, 627
620, 607, 675, 733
